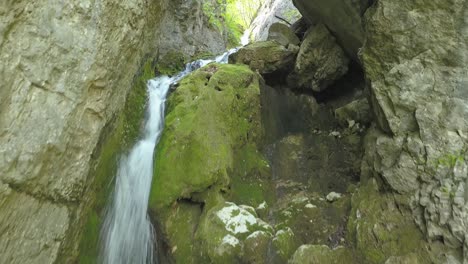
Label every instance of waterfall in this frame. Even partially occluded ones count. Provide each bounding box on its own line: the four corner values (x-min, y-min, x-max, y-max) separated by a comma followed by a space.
100, 48, 238, 264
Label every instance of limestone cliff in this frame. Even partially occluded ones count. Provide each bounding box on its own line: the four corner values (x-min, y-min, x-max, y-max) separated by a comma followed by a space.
0, 0, 226, 263
293, 0, 468, 261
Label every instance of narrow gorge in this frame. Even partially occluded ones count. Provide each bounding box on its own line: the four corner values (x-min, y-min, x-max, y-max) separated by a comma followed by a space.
0, 0, 467, 264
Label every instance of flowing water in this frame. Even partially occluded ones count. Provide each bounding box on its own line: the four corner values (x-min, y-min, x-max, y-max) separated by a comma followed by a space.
100, 48, 237, 264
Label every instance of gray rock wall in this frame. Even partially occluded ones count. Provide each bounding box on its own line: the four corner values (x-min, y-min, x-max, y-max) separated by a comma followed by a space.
361, 0, 468, 261
248, 0, 301, 42
0, 0, 225, 263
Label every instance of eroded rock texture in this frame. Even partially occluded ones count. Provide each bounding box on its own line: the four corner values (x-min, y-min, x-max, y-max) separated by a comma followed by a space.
361, 0, 468, 261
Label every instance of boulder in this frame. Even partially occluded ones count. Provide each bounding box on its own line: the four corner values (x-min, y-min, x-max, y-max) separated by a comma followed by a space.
334, 98, 372, 127
267, 22, 300, 47
243, 231, 273, 264
148, 64, 273, 262
288, 24, 349, 92
290, 245, 355, 264
195, 202, 274, 263
292, 0, 373, 58
149, 63, 268, 208
272, 227, 299, 261
229, 41, 297, 74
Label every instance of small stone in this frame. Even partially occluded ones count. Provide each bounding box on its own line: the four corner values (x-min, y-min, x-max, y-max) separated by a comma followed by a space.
326, 192, 342, 202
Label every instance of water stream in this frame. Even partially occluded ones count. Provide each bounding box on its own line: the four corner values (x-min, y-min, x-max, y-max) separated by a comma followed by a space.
100, 48, 237, 264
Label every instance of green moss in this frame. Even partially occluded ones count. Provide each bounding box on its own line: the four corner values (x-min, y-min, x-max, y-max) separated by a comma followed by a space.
77, 59, 155, 263
346, 180, 431, 263
163, 202, 203, 264
290, 245, 356, 264
155, 51, 186, 76
272, 228, 299, 261
149, 63, 265, 210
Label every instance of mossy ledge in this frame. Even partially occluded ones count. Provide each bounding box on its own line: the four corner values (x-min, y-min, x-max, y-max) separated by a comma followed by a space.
75, 58, 156, 264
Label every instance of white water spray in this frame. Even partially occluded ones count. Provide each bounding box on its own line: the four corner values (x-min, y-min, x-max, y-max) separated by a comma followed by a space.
100, 49, 237, 264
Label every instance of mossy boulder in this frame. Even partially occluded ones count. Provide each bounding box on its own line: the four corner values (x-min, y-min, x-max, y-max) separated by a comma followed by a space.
289, 245, 355, 264
149, 64, 274, 262
150, 63, 266, 209
195, 202, 274, 263
347, 179, 432, 263
228, 41, 297, 74
243, 231, 273, 264
272, 227, 299, 261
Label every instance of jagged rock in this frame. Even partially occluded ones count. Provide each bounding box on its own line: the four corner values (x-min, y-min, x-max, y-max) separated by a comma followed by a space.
292, 0, 372, 58
335, 98, 372, 127
289, 245, 355, 264
288, 24, 349, 92
361, 0, 468, 259
267, 22, 300, 47
228, 41, 297, 74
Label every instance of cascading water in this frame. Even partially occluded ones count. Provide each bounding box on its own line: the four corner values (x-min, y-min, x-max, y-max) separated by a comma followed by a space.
100, 48, 238, 264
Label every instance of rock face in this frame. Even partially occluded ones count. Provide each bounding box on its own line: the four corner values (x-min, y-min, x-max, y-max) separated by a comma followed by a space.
361, 0, 468, 260
292, 0, 373, 58
288, 24, 350, 92
0, 0, 226, 263
247, 0, 301, 42
157, 0, 226, 60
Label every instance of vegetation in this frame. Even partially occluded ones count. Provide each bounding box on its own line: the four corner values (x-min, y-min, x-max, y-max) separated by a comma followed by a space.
202, 0, 265, 47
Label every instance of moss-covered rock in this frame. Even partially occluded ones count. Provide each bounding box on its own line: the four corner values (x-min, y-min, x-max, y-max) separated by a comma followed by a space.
347, 179, 432, 263
155, 50, 186, 76
149, 63, 275, 262
289, 245, 356, 264
195, 202, 274, 263
243, 231, 273, 264
272, 192, 351, 250
149, 63, 267, 209
228, 41, 297, 74
272, 227, 299, 261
